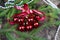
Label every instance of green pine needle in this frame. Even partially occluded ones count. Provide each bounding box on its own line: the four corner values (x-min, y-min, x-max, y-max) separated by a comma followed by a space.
0, 9, 10, 17
6, 32, 17, 40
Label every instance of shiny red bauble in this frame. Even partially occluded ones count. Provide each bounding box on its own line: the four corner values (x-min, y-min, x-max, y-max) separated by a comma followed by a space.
8, 4, 45, 32
33, 20, 39, 28
18, 25, 25, 31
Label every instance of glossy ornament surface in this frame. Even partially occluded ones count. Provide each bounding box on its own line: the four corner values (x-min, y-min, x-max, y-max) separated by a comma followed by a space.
8, 4, 45, 32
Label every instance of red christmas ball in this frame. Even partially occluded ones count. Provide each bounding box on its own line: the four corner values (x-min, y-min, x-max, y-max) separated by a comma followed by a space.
18, 17, 25, 22
33, 20, 39, 28
13, 17, 18, 23
17, 25, 25, 32
28, 17, 34, 22
26, 25, 33, 31
35, 15, 41, 21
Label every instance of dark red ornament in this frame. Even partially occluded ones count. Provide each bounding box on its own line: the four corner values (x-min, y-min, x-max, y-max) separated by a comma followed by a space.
33, 20, 39, 28
8, 4, 46, 32
18, 25, 25, 31
26, 25, 33, 31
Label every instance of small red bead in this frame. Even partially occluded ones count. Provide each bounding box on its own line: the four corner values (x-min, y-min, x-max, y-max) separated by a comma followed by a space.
40, 16, 45, 21
18, 26, 25, 31
13, 18, 19, 24
18, 16, 25, 25
19, 16, 25, 22
28, 17, 34, 22
18, 18, 24, 22
33, 21, 39, 28
13, 18, 18, 21
35, 15, 41, 21
26, 25, 33, 31
28, 14, 35, 22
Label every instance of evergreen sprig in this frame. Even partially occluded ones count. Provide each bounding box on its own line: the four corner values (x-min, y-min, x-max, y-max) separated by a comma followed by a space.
0, 0, 60, 40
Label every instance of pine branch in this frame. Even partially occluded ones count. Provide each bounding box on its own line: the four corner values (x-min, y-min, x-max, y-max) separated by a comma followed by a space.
14, 0, 22, 4
2, 23, 10, 29
29, 22, 49, 35
14, 31, 46, 40
0, 9, 10, 17
7, 8, 16, 19
0, 29, 12, 32
6, 32, 17, 40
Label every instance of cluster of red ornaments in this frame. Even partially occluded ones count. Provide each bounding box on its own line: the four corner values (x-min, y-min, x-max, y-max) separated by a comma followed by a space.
9, 4, 45, 32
